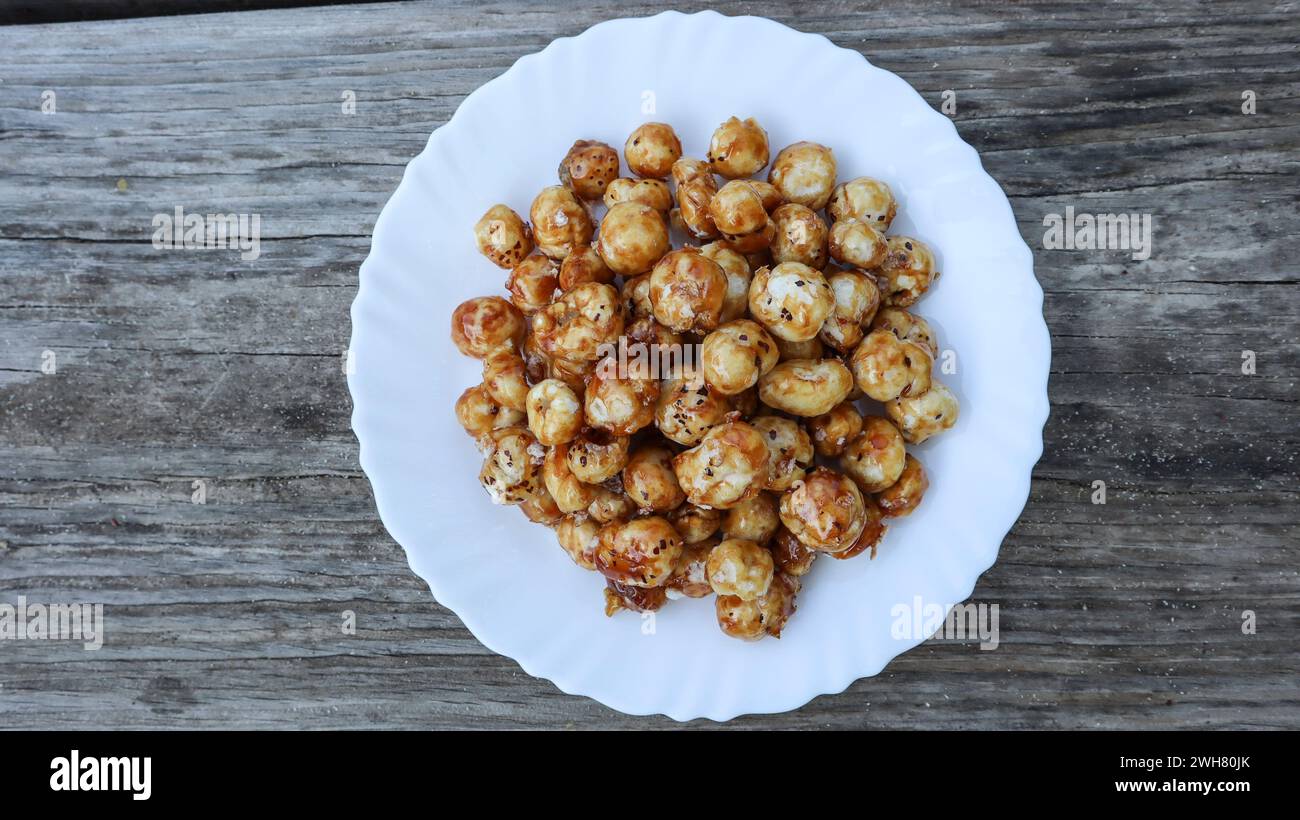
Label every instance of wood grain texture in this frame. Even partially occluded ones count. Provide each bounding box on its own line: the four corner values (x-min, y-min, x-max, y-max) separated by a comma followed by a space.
1, 0, 1297, 729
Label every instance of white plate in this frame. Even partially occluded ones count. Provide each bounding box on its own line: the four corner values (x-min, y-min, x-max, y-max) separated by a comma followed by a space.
348, 10, 1050, 721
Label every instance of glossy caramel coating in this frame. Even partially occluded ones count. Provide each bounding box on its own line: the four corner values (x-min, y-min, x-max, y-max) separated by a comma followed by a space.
451, 296, 525, 359
849, 328, 932, 402
565, 428, 630, 484
707, 116, 770, 179
758, 358, 854, 417
672, 420, 769, 510
625, 122, 682, 179
623, 443, 687, 513
597, 201, 671, 276
876, 236, 938, 306
558, 139, 619, 201
748, 262, 835, 342
506, 252, 560, 313
706, 538, 774, 601
701, 319, 780, 396
649, 248, 728, 334
808, 401, 864, 458
533, 282, 624, 362
603, 177, 673, 214
778, 467, 867, 553
828, 177, 897, 229
595, 516, 682, 588
768, 141, 836, 210
877, 453, 929, 518
474, 204, 533, 269
655, 377, 731, 447
530, 185, 594, 259
839, 416, 907, 493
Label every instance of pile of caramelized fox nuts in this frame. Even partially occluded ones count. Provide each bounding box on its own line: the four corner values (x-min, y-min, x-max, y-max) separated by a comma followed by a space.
452, 117, 957, 641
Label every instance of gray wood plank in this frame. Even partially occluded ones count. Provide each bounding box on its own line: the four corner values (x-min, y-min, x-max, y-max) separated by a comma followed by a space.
0, 0, 1297, 728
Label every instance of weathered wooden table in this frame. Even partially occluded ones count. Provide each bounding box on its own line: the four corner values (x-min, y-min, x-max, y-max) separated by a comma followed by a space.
1, 0, 1296, 729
